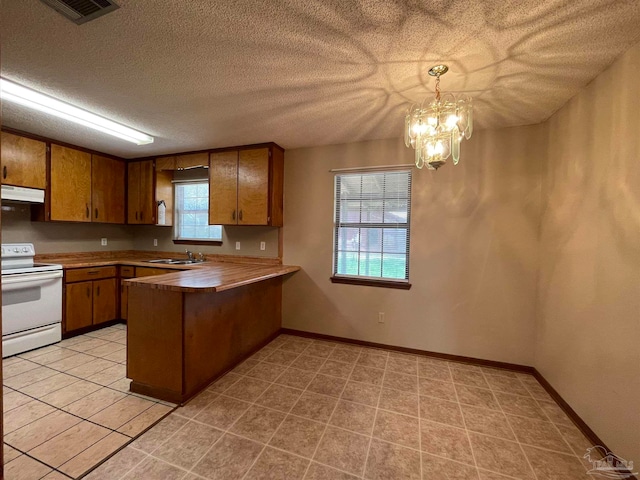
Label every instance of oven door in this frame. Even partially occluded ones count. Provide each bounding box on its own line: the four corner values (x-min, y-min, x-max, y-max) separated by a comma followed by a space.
2, 270, 63, 336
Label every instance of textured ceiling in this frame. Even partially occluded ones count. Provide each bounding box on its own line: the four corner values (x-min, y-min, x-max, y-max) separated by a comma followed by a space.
1, 0, 639, 158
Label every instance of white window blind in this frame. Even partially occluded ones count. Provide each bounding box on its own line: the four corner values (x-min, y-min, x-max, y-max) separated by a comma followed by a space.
333, 170, 412, 282
174, 181, 222, 241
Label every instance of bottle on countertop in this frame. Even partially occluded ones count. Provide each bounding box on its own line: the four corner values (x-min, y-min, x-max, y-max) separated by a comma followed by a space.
157, 200, 166, 225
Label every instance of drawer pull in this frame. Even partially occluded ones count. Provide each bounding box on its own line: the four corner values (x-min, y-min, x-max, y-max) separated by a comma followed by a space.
87, 271, 100, 275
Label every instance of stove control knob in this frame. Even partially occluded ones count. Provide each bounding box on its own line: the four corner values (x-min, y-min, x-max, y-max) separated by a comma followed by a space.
22, 247, 29, 252
13, 248, 19, 253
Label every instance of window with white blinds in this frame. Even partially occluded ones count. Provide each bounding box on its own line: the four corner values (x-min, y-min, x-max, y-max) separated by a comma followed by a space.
333, 170, 412, 282
174, 181, 222, 241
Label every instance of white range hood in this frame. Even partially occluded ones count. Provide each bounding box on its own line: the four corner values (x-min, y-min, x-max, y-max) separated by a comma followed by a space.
1, 185, 45, 203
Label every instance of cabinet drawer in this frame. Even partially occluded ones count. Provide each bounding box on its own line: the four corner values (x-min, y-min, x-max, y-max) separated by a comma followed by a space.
120, 265, 135, 278
135, 267, 178, 277
66, 266, 116, 283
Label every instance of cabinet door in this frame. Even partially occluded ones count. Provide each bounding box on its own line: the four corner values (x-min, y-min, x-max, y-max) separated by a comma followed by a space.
93, 278, 117, 325
65, 281, 93, 332
139, 160, 155, 224
92, 155, 125, 224
238, 148, 269, 225
209, 151, 239, 225
127, 162, 141, 224
134, 267, 178, 277
51, 145, 92, 222
0, 132, 47, 189
155, 156, 176, 171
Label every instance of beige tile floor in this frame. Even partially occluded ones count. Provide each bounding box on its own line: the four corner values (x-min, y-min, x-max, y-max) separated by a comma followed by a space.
3, 324, 174, 479
84, 334, 615, 480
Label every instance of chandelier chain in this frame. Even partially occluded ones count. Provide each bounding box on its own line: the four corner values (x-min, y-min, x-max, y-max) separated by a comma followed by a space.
435, 75, 441, 101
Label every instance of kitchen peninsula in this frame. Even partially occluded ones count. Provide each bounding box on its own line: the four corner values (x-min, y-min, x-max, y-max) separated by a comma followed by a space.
124, 261, 299, 404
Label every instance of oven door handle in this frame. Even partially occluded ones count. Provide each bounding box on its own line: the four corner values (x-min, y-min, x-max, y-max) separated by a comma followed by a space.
1, 271, 63, 286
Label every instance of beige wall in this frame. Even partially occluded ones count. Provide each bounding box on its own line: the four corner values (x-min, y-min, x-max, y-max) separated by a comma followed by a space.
1, 205, 134, 253
131, 224, 279, 257
1, 204, 279, 257
536, 43, 640, 462
283, 124, 544, 365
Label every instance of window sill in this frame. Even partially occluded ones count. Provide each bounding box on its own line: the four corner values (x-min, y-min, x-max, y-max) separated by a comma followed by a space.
173, 239, 223, 246
330, 276, 411, 290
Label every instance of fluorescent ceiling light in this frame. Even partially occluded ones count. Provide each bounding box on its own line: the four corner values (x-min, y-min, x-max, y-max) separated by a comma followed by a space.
0, 78, 154, 145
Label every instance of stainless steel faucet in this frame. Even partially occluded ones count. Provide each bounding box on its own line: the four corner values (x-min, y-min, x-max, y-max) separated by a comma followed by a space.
185, 250, 194, 261
198, 252, 206, 262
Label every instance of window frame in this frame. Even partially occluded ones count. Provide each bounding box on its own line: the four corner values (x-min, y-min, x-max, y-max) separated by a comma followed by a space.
172, 180, 223, 244
330, 169, 412, 290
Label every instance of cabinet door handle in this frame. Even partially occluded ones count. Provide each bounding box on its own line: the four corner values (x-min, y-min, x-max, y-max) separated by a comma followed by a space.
239, 210, 243, 221
2, 165, 7, 179
232, 210, 236, 221
86, 204, 90, 218
140, 211, 144, 221
95, 208, 99, 219
86, 287, 91, 297
96, 285, 100, 296
135, 211, 139, 220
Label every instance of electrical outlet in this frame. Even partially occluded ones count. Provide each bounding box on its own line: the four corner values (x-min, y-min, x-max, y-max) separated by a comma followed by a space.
378, 312, 385, 324
260, 241, 266, 251
235, 241, 241, 250
101, 238, 107, 246
153, 239, 158, 247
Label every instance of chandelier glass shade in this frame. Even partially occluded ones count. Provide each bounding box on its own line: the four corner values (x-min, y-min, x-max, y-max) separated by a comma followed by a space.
404, 65, 473, 170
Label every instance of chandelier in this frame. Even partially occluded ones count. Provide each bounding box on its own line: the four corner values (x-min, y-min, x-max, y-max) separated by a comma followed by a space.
404, 65, 473, 170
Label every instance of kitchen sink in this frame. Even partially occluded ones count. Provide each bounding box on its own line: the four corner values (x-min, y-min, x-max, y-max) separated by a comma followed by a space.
145, 258, 198, 265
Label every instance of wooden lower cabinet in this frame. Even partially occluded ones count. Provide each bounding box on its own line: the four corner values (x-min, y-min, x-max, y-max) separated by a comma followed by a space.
93, 278, 117, 325
65, 282, 93, 332
64, 267, 118, 334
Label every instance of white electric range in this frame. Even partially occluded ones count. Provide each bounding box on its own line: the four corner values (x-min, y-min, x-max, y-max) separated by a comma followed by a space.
2, 243, 63, 357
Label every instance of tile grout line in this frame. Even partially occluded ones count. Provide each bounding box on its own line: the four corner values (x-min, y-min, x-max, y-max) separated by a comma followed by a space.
295, 341, 352, 479
359, 352, 388, 480
479, 368, 542, 480
416, 355, 424, 480
449, 361, 482, 478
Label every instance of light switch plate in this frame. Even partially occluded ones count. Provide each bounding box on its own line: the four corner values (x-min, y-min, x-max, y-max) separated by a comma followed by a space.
260, 241, 266, 251
235, 242, 241, 250
101, 238, 107, 246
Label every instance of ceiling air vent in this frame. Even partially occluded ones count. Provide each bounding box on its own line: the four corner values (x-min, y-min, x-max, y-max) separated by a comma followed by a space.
39, 0, 119, 25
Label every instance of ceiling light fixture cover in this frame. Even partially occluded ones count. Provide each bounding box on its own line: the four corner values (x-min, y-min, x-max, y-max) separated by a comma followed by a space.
404, 65, 472, 170
0, 78, 154, 145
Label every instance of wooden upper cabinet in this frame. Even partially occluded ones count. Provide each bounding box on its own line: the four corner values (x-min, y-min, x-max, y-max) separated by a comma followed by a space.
92, 155, 125, 224
155, 156, 176, 171
127, 160, 155, 224
209, 150, 239, 225
1, 132, 47, 189
156, 153, 208, 172
177, 152, 208, 170
238, 148, 269, 225
209, 145, 284, 227
50, 144, 92, 222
